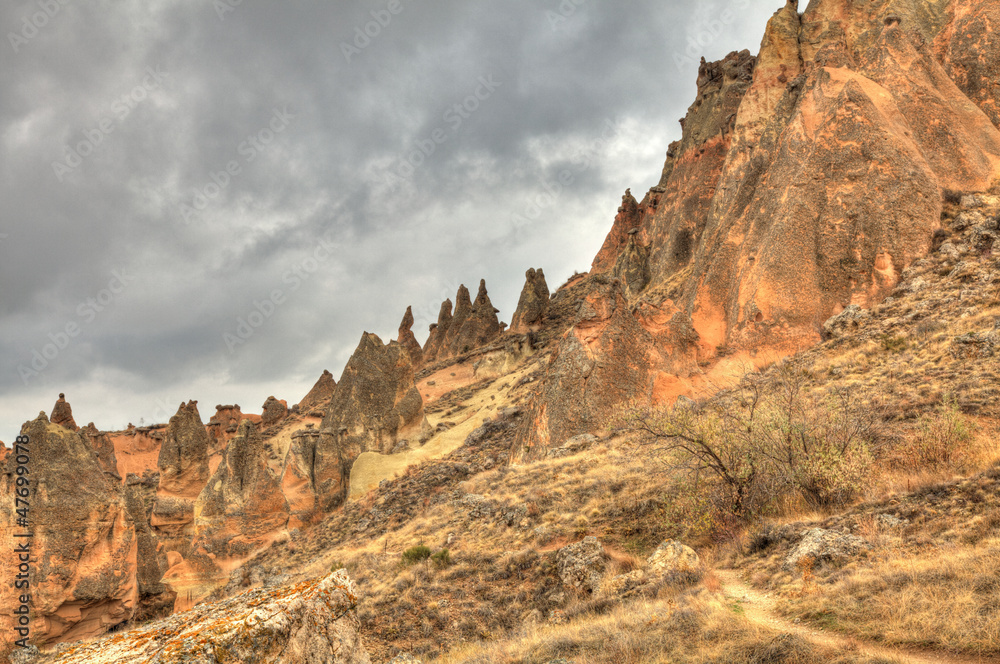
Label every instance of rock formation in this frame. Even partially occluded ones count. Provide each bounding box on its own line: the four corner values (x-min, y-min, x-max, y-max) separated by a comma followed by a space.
50, 393, 79, 431
206, 404, 259, 452
315, 333, 430, 510
424, 281, 503, 363
297, 369, 337, 413
195, 419, 288, 559
441, 284, 474, 357
282, 424, 323, 529
0, 413, 138, 645
422, 299, 453, 364
524, 0, 1000, 457
397, 305, 424, 368
261, 396, 289, 428
150, 401, 210, 561
44, 570, 371, 664
123, 472, 174, 622
453, 280, 502, 354
80, 423, 120, 480
509, 268, 550, 334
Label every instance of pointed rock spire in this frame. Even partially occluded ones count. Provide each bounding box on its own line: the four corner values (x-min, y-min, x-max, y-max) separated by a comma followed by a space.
510, 268, 550, 334
50, 393, 79, 431
397, 305, 424, 368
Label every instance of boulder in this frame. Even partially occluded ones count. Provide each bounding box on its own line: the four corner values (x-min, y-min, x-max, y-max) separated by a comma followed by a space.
647, 540, 701, 583
509, 268, 550, 334
50, 393, 79, 431
556, 536, 607, 594
44, 570, 371, 664
822, 305, 871, 340
784, 528, 871, 571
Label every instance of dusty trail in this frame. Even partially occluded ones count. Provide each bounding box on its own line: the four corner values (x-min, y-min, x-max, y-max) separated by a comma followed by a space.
715, 569, 1000, 664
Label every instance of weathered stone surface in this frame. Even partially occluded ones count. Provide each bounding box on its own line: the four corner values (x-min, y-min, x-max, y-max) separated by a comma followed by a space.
123, 472, 174, 622
297, 369, 338, 414
556, 536, 607, 594
0, 413, 137, 646
785, 528, 871, 571
315, 333, 429, 510
207, 404, 260, 453
196, 420, 288, 555
43, 570, 371, 664
647, 540, 701, 583
50, 393, 79, 431
520, 279, 660, 458
453, 279, 502, 355
441, 285, 473, 359
822, 304, 871, 340
421, 299, 453, 365
509, 268, 550, 334
527, 1, 1000, 455
261, 396, 289, 428
397, 305, 424, 368
151, 402, 211, 562
80, 423, 120, 480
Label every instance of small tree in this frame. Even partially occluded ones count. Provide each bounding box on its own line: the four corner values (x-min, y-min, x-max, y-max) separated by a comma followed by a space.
619, 365, 884, 522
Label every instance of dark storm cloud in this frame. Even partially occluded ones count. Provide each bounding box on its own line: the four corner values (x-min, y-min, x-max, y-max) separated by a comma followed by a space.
0, 0, 780, 438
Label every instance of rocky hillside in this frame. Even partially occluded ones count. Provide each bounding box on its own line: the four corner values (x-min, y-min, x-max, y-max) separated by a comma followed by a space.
3, 0, 1000, 661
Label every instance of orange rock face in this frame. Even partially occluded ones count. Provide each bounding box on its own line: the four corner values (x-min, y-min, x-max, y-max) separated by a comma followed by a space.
1, 414, 138, 647
529, 0, 1000, 455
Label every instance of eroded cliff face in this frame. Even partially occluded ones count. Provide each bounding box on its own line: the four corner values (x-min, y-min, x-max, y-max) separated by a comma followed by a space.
315, 333, 430, 510
0, 413, 138, 646
524, 0, 1000, 456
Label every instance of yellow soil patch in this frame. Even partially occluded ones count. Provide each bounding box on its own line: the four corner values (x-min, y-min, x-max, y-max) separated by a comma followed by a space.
348, 362, 534, 500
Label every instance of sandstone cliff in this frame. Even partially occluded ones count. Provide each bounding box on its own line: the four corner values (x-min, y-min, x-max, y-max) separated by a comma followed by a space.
315, 332, 430, 510
524, 0, 1000, 456
0, 413, 137, 646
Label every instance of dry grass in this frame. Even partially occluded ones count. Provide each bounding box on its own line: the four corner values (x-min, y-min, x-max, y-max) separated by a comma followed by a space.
435, 589, 900, 664
777, 545, 1000, 656
732, 464, 1000, 657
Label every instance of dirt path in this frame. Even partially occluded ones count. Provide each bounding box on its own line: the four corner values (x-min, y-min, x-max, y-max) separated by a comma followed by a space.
715, 569, 1000, 664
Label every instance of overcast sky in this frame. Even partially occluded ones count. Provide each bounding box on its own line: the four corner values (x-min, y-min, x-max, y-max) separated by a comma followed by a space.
0, 0, 780, 440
